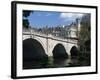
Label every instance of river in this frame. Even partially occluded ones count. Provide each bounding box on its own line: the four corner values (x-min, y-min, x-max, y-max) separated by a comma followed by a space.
23, 56, 90, 69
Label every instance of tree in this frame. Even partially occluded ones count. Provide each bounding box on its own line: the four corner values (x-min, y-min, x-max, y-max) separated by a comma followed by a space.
78, 14, 91, 52
23, 19, 29, 28
23, 10, 33, 28
23, 10, 32, 17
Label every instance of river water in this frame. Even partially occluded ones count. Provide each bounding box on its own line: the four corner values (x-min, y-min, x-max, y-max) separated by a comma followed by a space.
23, 56, 90, 69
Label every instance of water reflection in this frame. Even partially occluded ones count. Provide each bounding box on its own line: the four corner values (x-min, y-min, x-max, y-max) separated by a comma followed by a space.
53, 58, 70, 67
23, 56, 90, 69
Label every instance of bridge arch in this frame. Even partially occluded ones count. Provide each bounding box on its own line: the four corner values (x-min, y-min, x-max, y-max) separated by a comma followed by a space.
23, 36, 46, 52
32, 37, 47, 53
52, 43, 68, 59
70, 46, 79, 58
23, 38, 48, 61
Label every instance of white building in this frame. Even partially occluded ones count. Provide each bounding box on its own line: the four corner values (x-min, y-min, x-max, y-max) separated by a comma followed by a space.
65, 19, 81, 39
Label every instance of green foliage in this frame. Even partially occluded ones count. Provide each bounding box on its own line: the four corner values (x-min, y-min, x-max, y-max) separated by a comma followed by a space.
23, 10, 33, 17
23, 19, 29, 28
77, 52, 91, 66
78, 14, 91, 52
23, 10, 33, 28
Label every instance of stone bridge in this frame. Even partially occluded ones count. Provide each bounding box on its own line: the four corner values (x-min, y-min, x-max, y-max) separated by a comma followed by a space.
23, 29, 78, 60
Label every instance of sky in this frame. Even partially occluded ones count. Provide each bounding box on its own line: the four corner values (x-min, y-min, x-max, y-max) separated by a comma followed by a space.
27, 11, 84, 28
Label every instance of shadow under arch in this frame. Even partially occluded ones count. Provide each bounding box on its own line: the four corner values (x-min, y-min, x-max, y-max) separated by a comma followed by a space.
23, 38, 48, 69
70, 46, 79, 58
52, 44, 68, 59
